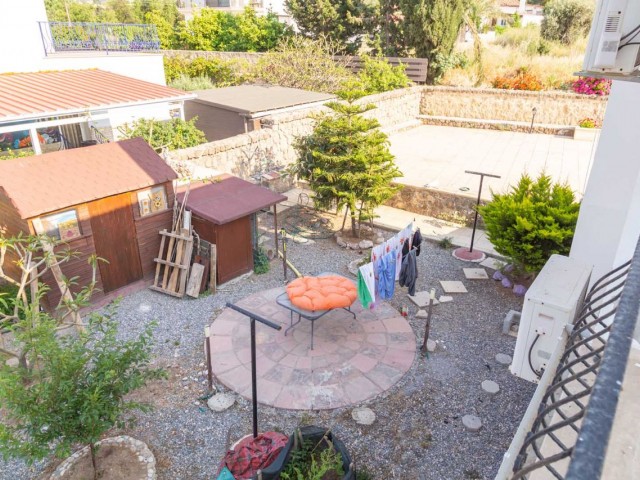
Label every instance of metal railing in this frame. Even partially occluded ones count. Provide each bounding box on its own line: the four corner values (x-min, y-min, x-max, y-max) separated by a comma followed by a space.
501, 237, 640, 479
38, 22, 160, 55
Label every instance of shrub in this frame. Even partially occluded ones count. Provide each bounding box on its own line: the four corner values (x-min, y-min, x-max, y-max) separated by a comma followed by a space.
479, 173, 580, 273
253, 37, 354, 93
492, 67, 544, 91
169, 74, 215, 91
541, 0, 594, 45
163, 56, 245, 87
358, 56, 410, 94
578, 117, 598, 128
119, 118, 206, 151
432, 51, 469, 83
253, 247, 270, 274
571, 76, 611, 96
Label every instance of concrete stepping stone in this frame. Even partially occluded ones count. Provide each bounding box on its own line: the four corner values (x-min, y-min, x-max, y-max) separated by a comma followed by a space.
463, 268, 489, 280
495, 353, 512, 366
416, 308, 439, 319
480, 257, 505, 271
439, 281, 468, 293
462, 414, 482, 432
207, 393, 235, 412
352, 407, 376, 425
438, 295, 453, 303
408, 291, 439, 307
481, 380, 500, 396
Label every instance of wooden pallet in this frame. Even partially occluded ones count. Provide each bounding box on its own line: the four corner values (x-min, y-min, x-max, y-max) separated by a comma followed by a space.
150, 228, 193, 298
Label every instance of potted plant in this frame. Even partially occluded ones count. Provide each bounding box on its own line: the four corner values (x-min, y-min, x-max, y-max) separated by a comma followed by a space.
574, 117, 601, 141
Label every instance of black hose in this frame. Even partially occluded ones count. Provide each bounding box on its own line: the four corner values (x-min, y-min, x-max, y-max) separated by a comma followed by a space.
528, 333, 544, 379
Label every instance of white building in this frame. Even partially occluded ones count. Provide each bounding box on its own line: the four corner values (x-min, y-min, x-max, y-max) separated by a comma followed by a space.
194, 0, 292, 25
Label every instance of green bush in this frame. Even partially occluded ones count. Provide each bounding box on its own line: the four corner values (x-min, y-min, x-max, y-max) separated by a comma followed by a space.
541, 0, 594, 45
169, 74, 214, 91
357, 56, 410, 94
431, 51, 469, 82
479, 173, 580, 273
163, 56, 245, 87
119, 118, 206, 151
253, 248, 270, 274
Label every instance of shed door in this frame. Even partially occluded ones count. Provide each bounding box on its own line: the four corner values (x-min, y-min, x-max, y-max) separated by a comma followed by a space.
217, 216, 253, 284
88, 193, 143, 292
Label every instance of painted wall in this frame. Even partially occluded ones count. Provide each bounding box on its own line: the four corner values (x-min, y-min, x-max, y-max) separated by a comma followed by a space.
0, 0, 166, 85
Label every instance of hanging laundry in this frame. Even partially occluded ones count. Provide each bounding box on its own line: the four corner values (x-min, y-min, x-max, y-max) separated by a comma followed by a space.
377, 251, 396, 300
399, 248, 418, 296
357, 263, 376, 308
413, 229, 423, 256
371, 242, 385, 274
401, 237, 410, 259
399, 223, 413, 249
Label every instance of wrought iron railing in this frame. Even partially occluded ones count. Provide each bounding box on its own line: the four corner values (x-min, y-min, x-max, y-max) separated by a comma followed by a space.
498, 237, 640, 479
38, 22, 160, 55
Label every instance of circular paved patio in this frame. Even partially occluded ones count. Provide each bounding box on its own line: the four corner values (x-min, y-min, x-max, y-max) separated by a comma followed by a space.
208, 286, 416, 410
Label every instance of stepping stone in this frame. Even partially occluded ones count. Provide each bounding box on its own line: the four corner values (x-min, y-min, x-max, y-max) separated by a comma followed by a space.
495, 353, 512, 366
462, 414, 482, 432
481, 380, 500, 396
408, 291, 439, 307
502, 310, 521, 337
463, 268, 489, 280
207, 393, 235, 412
426, 339, 437, 352
480, 257, 505, 271
438, 295, 453, 303
439, 281, 468, 293
352, 407, 376, 425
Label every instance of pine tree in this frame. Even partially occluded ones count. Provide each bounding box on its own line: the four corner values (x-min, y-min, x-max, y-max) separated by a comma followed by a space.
293, 80, 402, 236
400, 0, 465, 81
379, 0, 407, 56
285, 0, 378, 53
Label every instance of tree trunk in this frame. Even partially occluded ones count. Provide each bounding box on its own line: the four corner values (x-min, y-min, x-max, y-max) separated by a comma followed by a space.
89, 443, 98, 480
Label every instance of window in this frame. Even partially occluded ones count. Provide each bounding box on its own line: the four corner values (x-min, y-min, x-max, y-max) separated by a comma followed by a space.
137, 186, 168, 217
37, 209, 82, 241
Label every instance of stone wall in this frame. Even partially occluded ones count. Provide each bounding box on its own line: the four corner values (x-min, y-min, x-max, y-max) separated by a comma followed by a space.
385, 183, 487, 227
169, 87, 423, 183
421, 86, 608, 126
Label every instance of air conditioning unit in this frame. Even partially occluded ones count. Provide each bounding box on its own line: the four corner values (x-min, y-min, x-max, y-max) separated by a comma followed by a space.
510, 255, 592, 383
582, 0, 640, 76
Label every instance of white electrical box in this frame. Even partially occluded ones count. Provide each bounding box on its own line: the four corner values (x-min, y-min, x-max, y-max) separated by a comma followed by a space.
511, 255, 592, 383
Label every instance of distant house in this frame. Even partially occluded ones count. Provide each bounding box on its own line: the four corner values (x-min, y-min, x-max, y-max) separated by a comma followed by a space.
0, 138, 178, 307
0, 69, 194, 156
188, 1, 294, 25
496, 0, 544, 27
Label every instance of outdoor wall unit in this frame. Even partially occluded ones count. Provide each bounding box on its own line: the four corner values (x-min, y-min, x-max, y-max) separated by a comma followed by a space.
511, 255, 592, 383
582, 0, 640, 77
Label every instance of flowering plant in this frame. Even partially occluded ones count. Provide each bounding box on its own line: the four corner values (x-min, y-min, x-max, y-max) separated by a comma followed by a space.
572, 77, 611, 96
578, 117, 599, 128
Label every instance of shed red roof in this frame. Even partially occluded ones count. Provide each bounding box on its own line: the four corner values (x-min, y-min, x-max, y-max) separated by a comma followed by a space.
177, 176, 286, 225
0, 138, 178, 219
0, 69, 194, 122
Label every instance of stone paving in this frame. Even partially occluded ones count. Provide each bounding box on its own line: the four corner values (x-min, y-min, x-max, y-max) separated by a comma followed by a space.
208, 286, 416, 410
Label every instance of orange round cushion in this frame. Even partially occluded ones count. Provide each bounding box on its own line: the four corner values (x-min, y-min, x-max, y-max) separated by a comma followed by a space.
286, 275, 357, 311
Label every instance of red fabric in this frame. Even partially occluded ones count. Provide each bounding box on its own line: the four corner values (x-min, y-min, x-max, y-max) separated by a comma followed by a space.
220, 432, 288, 479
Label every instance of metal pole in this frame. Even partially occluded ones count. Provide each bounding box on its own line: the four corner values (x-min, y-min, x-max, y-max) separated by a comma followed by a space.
464, 170, 501, 254
273, 205, 279, 258
205, 326, 213, 392
281, 228, 287, 281
250, 317, 258, 439
420, 289, 436, 355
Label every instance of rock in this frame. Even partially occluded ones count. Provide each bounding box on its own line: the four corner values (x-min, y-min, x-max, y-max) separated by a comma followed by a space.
481, 380, 500, 396
501, 277, 513, 288
359, 240, 374, 249
207, 393, 235, 412
492, 270, 504, 281
438, 295, 453, 303
5, 357, 19, 368
426, 339, 437, 352
513, 284, 527, 296
462, 415, 482, 432
502, 310, 521, 337
375, 236, 385, 245
495, 353, 512, 366
352, 407, 376, 425
336, 237, 347, 247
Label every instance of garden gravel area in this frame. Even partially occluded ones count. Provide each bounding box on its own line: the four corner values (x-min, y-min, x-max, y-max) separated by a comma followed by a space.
1, 212, 536, 480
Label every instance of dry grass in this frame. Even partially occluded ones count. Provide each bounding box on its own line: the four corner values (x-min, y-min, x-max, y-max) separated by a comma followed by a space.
441, 25, 587, 90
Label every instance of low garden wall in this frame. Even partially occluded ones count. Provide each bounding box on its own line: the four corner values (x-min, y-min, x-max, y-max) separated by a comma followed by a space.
420, 86, 608, 126
169, 87, 422, 183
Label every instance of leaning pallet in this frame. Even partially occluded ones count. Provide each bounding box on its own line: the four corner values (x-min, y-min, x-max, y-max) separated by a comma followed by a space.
150, 228, 193, 298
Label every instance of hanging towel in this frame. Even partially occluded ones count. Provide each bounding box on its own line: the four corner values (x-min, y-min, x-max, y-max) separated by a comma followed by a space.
357, 263, 376, 308
371, 242, 385, 275
377, 251, 396, 300
413, 229, 423, 256
399, 248, 418, 296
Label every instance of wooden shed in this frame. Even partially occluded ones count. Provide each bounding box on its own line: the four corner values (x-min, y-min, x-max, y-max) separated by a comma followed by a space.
177, 175, 286, 284
0, 138, 177, 307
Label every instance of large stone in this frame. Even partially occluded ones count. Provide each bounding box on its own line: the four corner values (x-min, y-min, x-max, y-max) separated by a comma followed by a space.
439, 281, 468, 293
480, 257, 505, 271
352, 407, 376, 425
463, 268, 489, 280
336, 237, 347, 248
409, 291, 439, 307
438, 295, 453, 303
359, 240, 374, 249
481, 380, 500, 396
207, 393, 235, 412
495, 353, 512, 366
462, 415, 482, 432
5, 357, 19, 368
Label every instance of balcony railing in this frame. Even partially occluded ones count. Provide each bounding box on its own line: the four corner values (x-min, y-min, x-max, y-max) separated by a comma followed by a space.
497, 236, 640, 479
38, 22, 160, 55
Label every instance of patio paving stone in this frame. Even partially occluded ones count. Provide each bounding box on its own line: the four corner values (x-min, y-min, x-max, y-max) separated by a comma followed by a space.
209, 286, 416, 409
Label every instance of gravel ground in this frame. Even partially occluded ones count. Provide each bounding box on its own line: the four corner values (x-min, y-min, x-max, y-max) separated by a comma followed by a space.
1, 208, 536, 480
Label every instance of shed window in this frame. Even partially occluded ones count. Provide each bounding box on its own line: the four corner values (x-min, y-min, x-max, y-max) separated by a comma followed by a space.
137, 186, 168, 217
37, 209, 82, 241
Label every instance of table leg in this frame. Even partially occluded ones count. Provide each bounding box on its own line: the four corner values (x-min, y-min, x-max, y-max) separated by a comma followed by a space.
311, 320, 314, 350
284, 311, 302, 336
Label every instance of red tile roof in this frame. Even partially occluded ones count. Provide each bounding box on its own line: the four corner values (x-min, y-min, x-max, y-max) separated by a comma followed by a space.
0, 69, 194, 122
177, 176, 286, 225
0, 138, 178, 219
